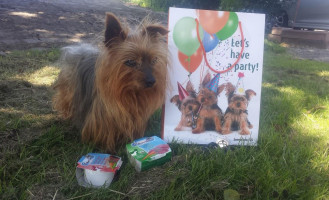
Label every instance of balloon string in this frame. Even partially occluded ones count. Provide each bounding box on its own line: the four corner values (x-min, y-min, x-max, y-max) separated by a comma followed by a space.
182, 77, 189, 86
195, 19, 245, 74
199, 55, 205, 86
187, 55, 191, 77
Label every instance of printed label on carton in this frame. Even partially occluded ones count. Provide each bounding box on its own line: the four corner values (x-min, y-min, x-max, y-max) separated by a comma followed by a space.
77, 153, 122, 172
126, 136, 172, 171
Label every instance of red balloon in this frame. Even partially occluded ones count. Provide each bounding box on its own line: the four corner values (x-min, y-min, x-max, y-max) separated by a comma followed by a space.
196, 10, 230, 34
178, 47, 203, 73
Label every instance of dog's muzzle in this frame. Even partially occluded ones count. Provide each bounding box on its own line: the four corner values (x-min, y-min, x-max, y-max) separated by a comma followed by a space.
142, 67, 155, 88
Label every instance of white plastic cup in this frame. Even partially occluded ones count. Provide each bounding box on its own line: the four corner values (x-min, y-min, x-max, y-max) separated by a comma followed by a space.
84, 169, 114, 187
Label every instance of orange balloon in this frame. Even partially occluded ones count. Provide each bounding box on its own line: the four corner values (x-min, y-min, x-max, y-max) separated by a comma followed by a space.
178, 47, 203, 74
197, 10, 230, 34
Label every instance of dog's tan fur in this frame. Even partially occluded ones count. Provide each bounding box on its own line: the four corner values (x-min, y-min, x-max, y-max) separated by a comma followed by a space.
53, 13, 169, 152
192, 74, 225, 134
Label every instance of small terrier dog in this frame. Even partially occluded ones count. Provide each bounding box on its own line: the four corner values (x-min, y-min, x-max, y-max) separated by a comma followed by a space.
170, 81, 200, 131
222, 82, 256, 135
52, 13, 169, 152
192, 74, 225, 134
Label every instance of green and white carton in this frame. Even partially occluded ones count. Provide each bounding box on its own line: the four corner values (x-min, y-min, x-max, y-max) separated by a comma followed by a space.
126, 136, 172, 172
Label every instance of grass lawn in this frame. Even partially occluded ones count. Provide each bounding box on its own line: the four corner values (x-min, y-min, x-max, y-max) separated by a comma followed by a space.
1, 42, 329, 199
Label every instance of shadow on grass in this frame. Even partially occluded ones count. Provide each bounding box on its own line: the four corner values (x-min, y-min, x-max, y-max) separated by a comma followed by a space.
0, 49, 61, 151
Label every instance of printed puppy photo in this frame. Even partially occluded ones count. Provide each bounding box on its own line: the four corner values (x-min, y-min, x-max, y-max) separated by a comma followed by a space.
192, 73, 225, 134
222, 82, 256, 135
163, 7, 265, 146
170, 81, 200, 131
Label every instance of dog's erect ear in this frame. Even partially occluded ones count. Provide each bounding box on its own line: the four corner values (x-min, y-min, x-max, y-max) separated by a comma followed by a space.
186, 80, 196, 95
245, 89, 256, 101
217, 84, 226, 95
143, 25, 169, 38
104, 13, 127, 47
170, 95, 182, 109
201, 73, 211, 87
225, 82, 235, 97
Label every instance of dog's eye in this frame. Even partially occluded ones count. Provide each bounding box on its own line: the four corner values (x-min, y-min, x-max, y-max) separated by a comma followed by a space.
151, 57, 158, 65
124, 60, 137, 67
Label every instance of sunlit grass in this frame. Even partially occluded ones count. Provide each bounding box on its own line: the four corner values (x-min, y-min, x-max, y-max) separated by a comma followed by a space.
0, 49, 60, 82
24, 65, 60, 86
317, 70, 329, 78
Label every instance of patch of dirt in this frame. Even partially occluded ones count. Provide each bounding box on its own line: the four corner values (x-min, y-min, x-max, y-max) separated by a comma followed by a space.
287, 47, 329, 63
0, 0, 167, 51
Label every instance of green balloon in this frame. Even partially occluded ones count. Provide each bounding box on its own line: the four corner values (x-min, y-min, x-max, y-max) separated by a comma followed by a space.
173, 17, 204, 56
216, 12, 239, 40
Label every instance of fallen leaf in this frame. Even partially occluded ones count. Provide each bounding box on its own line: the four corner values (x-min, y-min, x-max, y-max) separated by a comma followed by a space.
224, 189, 240, 200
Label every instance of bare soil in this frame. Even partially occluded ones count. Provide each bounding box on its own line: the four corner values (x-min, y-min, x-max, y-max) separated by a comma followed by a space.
0, 0, 167, 51
287, 47, 329, 63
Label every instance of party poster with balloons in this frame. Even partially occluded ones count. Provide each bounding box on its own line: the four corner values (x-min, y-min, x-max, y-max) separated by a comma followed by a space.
162, 8, 265, 146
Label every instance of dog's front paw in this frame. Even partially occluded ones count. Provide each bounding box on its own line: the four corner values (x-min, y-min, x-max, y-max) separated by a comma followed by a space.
192, 128, 203, 134
216, 127, 222, 133
222, 128, 231, 135
240, 129, 250, 135
174, 126, 182, 131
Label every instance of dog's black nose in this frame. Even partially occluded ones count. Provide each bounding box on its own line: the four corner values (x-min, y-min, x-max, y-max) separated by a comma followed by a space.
145, 77, 155, 88
188, 105, 193, 111
201, 98, 205, 103
142, 67, 155, 88
237, 102, 241, 107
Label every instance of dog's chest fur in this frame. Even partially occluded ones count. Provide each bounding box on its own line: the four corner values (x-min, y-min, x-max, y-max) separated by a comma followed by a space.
224, 107, 248, 130
200, 104, 223, 130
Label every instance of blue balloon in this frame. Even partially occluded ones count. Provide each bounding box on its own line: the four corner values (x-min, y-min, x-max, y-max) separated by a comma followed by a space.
202, 31, 219, 52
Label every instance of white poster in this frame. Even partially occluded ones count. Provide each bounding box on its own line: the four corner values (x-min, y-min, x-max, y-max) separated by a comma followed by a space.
162, 7, 265, 146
